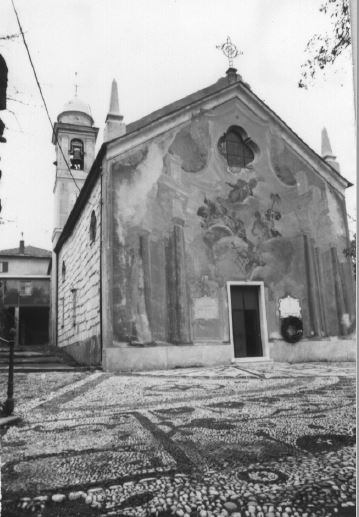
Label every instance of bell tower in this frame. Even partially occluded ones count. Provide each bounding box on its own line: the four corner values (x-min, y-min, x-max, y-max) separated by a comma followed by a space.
50, 93, 98, 346
52, 95, 99, 245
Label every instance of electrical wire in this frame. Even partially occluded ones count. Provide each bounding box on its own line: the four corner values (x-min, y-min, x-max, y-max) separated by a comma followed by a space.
11, 0, 81, 192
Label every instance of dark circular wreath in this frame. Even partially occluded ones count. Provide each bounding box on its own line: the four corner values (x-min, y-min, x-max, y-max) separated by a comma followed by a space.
281, 316, 303, 344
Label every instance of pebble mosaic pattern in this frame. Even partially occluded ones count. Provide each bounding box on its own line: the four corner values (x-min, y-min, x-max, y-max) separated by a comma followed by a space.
1, 362, 355, 516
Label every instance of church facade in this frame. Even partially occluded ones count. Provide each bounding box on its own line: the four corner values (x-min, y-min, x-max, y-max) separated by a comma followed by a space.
52, 69, 355, 371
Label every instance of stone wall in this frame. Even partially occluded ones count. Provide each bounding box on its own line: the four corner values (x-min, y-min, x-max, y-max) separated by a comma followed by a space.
57, 177, 101, 366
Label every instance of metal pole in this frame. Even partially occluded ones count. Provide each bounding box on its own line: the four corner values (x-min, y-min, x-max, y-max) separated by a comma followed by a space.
3, 328, 15, 416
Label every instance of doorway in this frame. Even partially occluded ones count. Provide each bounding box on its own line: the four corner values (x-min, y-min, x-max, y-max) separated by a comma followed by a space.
229, 284, 263, 358
19, 307, 49, 346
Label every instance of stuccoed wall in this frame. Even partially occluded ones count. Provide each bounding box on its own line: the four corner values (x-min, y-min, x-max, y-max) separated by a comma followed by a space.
0, 257, 50, 275
109, 98, 354, 350
57, 177, 101, 366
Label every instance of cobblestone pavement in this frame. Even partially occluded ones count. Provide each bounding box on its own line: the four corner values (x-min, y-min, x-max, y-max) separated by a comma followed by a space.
1, 362, 356, 517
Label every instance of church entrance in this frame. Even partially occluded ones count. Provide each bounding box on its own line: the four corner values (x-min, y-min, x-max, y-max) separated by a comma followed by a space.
229, 284, 263, 358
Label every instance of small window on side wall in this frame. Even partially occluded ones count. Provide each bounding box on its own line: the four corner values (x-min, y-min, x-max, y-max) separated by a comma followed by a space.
89, 210, 97, 243
71, 288, 77, 328
62, 261, 66, 282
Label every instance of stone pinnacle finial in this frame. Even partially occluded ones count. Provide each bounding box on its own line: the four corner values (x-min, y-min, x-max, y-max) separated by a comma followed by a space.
321, 127, 340, 172
108, 79, 120, 116
321, 127, 335, 159
104, 78, 125, 142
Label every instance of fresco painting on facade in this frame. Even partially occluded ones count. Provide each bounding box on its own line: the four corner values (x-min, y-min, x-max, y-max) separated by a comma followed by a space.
52, 69, 355, 371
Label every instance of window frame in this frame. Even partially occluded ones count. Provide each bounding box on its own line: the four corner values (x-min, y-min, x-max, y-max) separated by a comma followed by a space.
0, 261, 8, 273
218, 126, 257, 169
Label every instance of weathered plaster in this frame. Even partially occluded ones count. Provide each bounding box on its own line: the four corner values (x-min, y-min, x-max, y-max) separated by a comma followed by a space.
169, 118, 210, 172
106, 95, 354, 366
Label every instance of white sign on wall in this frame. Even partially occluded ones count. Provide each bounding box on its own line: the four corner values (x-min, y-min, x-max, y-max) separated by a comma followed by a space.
194, 296, 219, 320
278, 295, 302, 319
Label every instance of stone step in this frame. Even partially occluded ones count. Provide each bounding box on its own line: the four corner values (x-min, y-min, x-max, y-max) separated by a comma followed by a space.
0, 351, 57, 357
0, 364, 91, 372
0, 345, 83, 371
0, 356, 67, 364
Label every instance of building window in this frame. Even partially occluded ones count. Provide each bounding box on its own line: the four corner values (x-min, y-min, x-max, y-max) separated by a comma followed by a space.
60, 298, 65, 328
0, 261, 8, 272
218, 127, 255, 168
89, 210, 97, 243
62, 261, 66, 282
71, 288, 77, 328
69, 139, 84, 170
20, 281, 32, 296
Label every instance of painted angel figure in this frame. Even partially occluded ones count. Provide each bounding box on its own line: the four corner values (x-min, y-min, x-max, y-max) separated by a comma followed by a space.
226, 178, 257, 203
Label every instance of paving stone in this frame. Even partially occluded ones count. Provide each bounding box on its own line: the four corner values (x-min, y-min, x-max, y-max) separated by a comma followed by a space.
51, 493, 66, 503
0, 362, 355, 516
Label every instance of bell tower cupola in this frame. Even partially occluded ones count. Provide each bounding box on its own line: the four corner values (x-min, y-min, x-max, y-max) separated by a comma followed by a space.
52, 92, 99, 244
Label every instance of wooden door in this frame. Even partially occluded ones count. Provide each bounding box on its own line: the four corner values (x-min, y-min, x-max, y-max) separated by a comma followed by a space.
230, 285, 262, 358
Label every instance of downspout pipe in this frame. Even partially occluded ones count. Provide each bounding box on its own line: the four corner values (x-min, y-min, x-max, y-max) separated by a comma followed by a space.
99, 167, 103, 366
55, 250, 59, 348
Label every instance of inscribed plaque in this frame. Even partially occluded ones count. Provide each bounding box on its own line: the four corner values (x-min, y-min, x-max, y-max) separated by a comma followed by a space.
194, 296, 219, 320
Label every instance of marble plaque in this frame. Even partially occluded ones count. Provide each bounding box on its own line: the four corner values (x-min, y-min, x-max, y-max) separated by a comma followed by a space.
278, 295, 302, 318
194, 296, 219, 320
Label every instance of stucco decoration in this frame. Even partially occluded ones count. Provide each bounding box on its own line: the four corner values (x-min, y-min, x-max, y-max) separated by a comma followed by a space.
197, 186, 285, 279
226, 178, 257, 203
168, 118, 210, 173
113, 144, 163, 231
253, 193, 282, 240
197, 196, 247, 245
326, 186, 348, 242
273, 164, 296, 186
269, 134, 303, 186
112, 146, 148, 177
251, 237, 294, 286
278, 295, 302, 318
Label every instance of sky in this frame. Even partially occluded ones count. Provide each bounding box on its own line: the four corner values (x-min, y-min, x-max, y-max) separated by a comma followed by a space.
0, 0, 356, 250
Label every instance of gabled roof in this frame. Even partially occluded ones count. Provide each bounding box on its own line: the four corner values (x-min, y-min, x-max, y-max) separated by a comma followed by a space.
0, 246, 51, 258
109, 72, 351, 189
55, 69, 352, 253
124, 75, 234, 137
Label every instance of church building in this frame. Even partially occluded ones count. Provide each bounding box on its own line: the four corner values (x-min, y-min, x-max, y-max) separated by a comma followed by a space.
51, 67, 355, 371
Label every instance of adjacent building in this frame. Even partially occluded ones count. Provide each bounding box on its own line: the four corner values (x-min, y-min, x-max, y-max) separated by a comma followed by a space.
52, 68, 355, 371
0, 240, 51, 345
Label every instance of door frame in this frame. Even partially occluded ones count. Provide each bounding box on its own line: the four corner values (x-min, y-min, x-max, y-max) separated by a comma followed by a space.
226, 281, 270, 362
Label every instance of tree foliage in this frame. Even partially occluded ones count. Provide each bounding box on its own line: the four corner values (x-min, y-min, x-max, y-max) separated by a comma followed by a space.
299, 0, 351, 88
343, 233, 356, 279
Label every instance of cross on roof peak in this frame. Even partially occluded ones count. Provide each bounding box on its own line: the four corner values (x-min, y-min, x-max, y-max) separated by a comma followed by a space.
74, 72, 79, 97
216, 36, 243, 69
